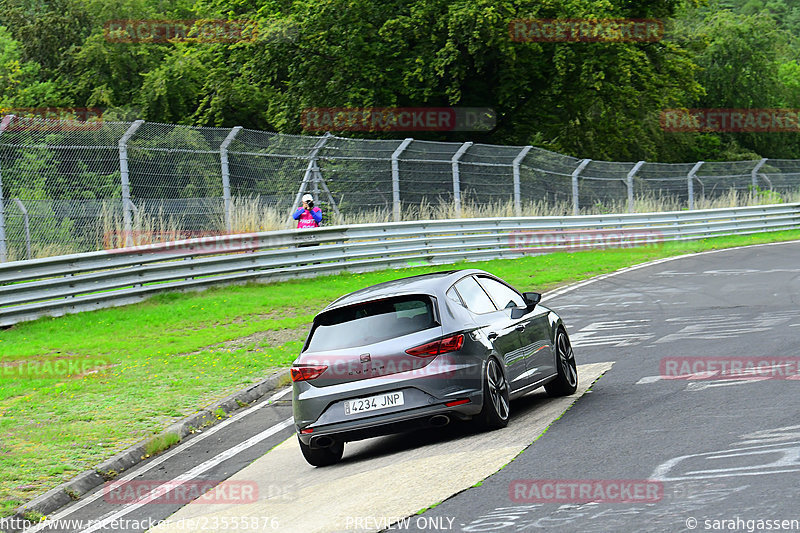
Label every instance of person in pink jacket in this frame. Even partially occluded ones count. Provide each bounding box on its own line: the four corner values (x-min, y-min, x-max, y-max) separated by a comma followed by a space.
293, 194, 323, 228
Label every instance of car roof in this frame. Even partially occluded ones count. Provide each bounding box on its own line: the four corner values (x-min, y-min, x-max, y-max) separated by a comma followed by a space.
322, 269, 488, 311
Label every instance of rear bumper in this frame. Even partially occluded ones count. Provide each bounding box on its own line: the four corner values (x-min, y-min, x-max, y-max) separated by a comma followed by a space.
297, 392, 482, 447
293, 354, 486, 444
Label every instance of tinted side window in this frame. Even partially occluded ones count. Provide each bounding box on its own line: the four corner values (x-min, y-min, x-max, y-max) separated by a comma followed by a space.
446, 287, 464, 306
477, 277, 525, 309
453, 277, 497, 314
306, 296, 435, 351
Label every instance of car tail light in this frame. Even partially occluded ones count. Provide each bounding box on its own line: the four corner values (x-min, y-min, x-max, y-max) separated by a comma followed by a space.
406, 334, 464, 358
291, 365, 328, 382
445, 398, 471, 407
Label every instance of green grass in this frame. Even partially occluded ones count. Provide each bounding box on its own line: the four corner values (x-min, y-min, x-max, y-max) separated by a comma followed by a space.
1, 229, 799, 515
143, 432, 181, 458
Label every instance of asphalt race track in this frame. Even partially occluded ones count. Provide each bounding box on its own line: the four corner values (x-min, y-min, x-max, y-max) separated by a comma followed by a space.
412, 241, 800, 532
18, 240, 800, 533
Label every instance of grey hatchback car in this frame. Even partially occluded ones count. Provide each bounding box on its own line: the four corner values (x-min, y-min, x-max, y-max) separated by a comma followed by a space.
291, 269, 577, 466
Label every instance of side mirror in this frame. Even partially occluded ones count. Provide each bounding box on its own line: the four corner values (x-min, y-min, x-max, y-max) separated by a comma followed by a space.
522, 292, 541, 310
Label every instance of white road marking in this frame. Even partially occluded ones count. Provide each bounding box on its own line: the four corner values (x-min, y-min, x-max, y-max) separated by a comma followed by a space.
635, 375, 662, 385
26, 387, 292, 533
685, 379, 770, 391
655, 311, 799, 343
541, 239, 800, 304
635, 371, 718, 384
656, 268, 800, 276
148, 363, 615, 533
652, 441, 800, 481
637, 373, 777, 389
569, 319, 654, 348
739, 425, 800, 446
81, 417, 294, 533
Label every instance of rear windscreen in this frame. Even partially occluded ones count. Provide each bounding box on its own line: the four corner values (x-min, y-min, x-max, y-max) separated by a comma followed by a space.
305, 296, 436, 351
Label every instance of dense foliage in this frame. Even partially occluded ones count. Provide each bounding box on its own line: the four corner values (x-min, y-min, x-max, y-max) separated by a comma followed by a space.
1, 0, 799, 161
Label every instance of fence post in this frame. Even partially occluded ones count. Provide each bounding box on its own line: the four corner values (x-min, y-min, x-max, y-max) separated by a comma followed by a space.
626, 160, 646, 213
687, 161, 704, 210
391, 138, 413, 222
451, 142, 472, 218
119, 120, 144, 247
571, 159, 591, 216
512, 146, 532, 217
220, 126, 242, 233
11, 199, 31, 260
292, 133, 332, 215
0, 115, 12, 262
751, 158, 767, 190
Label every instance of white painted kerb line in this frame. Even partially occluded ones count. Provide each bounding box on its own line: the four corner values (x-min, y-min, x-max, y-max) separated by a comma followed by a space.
80, 417, 294, 533
24, 387, 292, 533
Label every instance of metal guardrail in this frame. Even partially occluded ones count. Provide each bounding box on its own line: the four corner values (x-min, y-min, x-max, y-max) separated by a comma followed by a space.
4, 115, 800, 264
1, 203, 799, 327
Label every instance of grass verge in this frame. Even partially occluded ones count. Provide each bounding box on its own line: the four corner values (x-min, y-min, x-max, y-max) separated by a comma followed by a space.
1, 229, 799, 514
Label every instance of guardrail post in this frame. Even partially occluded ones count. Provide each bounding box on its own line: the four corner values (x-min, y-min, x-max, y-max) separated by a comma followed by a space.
751, 158, 767, 190
119, 120, 144, 247
626, 161, 645, 213
571, 159, 591, 216
391, 138, 413, 222
0, 115, 13, 262
512, 146, 532, 217
11, 199, 31, 260
220, 126, 242, 233
451, 142, 472, 218
687, 161, 704, 210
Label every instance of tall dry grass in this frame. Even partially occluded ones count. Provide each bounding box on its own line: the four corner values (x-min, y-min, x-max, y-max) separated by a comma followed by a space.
95, 188, 800, 250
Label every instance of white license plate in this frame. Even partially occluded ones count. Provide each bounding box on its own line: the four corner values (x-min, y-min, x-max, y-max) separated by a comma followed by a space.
344, 391, 405, 415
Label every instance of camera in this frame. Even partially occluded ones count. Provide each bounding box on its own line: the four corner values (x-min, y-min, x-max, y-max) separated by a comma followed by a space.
306, 200, 314, 208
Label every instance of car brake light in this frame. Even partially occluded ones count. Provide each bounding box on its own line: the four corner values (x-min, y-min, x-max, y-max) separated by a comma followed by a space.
291, 365, 328, 382
406, 334, 464, 357
445, 398, 471, 407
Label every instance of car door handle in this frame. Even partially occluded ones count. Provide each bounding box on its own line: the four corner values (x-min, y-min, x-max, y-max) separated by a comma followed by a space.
515, 325, 525, 332
487, 332, 498, 341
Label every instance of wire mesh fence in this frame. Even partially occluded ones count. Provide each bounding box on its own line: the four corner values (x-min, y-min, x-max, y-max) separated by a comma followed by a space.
2, 114, 800, 262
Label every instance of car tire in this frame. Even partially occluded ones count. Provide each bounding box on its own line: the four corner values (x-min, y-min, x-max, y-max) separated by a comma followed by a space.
298, 436, 344, 467
545, 328, 578, 397
477, 357, 510, 429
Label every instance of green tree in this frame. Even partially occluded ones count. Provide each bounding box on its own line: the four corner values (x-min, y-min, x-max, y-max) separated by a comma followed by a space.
0, 26, 61, 107
672, 9, 800, 158
184, 0, 702, 161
